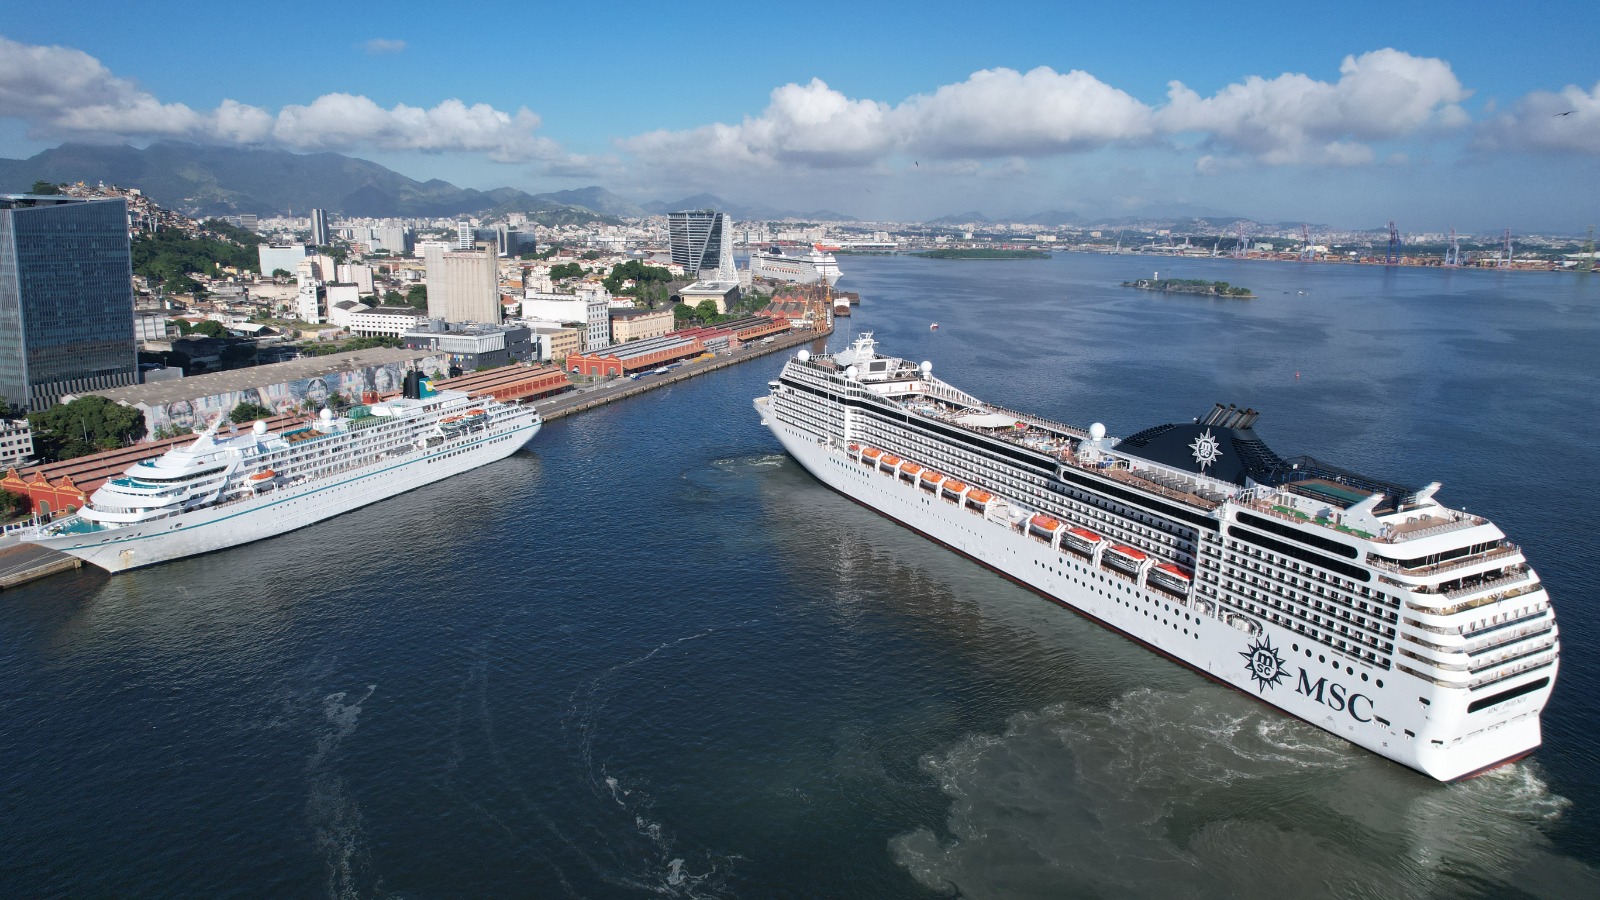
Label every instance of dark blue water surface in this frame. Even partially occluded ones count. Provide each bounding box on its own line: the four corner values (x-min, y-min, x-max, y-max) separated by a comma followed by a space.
3, 254, 1598, 898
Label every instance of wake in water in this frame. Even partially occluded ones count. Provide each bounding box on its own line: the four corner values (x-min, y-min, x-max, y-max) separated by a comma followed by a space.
305, 685, 378, 900
892, 687, 1599, 899
560, 624, 762, 897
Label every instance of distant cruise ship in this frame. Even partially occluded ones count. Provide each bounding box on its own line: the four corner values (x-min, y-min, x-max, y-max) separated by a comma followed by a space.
24, 389, 541, 572
749, 245, 842, 287
755, 334, 1557, 781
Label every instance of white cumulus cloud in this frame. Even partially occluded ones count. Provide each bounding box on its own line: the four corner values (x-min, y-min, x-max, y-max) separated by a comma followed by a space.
362, 38, 406, 55
1156, 48, 1469, 167
623, 67, 1153, 178
1475, 81, 1600, 154
0, 36, 204, 136
624, 78, 895, 171
902, 66, 1154, 158
0, 36, 572, 165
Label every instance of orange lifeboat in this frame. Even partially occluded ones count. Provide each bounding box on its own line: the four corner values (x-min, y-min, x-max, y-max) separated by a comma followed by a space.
942, 480, 968, 496
966, 489, 993, 504
901, 463, 923, 476
1067, 527, 1102, 543
882, 455, 901, 467
1155, 563, 1192, 581
1109, 545, 1147, 561
1030, 515, 1062, 531
248, 469, 276, 481
920, 471, 945, 484
862, 447, 883, 459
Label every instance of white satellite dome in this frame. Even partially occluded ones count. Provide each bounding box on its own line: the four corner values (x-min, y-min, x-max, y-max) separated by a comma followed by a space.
920, 361, 932, 376
252, 420, 268, 435
319, 408, 334, 422
797, 349, 811, 363
845, 365, 858, 380
1089, 422, 1107, 442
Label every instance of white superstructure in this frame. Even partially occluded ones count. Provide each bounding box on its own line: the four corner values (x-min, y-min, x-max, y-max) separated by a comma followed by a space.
749, 245, 842, 287
755, 334, 1557, 781
24, 390, 541, 573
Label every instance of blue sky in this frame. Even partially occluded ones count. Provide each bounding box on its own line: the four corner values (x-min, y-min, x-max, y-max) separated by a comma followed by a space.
2, 0, 1597, 231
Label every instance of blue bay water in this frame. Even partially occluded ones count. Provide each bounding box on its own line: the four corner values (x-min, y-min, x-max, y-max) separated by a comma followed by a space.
1, 253, 1597, 897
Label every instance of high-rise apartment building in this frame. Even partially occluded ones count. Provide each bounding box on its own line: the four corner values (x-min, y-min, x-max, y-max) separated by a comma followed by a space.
668, 210, 735, 281
580, 286, 611, 352
0, 195, 139, 412
309, 208, 330, 247
425, 245, 499, 324
259, 243, 310, 277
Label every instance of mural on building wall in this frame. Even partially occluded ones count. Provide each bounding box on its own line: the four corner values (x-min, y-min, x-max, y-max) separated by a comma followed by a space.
142, 358, 445, 437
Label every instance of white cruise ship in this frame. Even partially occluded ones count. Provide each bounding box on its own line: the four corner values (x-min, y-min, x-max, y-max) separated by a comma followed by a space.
755, 334, 1556, 781
24, 390, 541, 573
749, 245, 843, 287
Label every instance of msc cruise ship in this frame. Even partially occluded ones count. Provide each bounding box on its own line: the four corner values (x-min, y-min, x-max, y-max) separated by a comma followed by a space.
754, 334, 1557, 781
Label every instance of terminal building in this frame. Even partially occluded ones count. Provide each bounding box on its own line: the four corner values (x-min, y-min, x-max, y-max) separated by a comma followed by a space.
75, 347, 447, 439
566, 334, 704, 377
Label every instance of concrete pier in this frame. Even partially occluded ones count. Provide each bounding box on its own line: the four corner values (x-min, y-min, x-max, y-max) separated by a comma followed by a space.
534, 326, 830, 422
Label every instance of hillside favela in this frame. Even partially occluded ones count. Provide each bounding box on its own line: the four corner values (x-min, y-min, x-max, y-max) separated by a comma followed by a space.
1, 7, 1598, 898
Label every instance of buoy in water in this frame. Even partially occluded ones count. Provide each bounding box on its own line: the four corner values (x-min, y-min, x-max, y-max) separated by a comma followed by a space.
930, 323, 939, 330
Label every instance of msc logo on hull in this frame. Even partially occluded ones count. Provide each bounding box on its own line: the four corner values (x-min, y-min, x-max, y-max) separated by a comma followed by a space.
1241, 636, 1375, 723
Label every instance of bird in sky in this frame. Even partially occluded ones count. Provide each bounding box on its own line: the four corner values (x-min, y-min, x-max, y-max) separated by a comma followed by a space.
1554, 110, 1577, 116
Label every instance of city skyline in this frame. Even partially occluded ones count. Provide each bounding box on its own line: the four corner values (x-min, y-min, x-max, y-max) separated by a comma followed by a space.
1, 1, 1597, 231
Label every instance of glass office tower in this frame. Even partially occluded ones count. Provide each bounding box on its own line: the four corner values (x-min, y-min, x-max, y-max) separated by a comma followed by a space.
0, 196, 138, 412
668, 209, 735, 281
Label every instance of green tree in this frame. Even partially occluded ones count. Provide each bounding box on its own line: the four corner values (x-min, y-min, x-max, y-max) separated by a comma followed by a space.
406, 284, 428, 310
201, 219, 264, 247
695, 299, 720, 320
229, 401, 273, 424
581, 250, 602, 261
316, 244, 348, 265
271, 268, 292, 279
27, 396, 146, 462
549, 262, 586, 281
382, 289, 403, 305
191, 320, 228, 339
30, 181, 63, 195
602, 260, 674, 296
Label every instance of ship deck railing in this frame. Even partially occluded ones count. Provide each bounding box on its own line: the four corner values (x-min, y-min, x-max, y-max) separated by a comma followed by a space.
1240, 498, 1379, 540
1370, 544, 1519, 579
1384, 514, 1484, 543
1440, 568, 1534, 601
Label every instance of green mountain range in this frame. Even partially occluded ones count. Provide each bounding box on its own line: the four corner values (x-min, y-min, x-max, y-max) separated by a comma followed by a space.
0, 142, 618, 224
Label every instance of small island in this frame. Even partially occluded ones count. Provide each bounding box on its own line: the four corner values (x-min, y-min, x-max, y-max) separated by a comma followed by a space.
1122, 277, 1254, 299
913, 248, 1050, 260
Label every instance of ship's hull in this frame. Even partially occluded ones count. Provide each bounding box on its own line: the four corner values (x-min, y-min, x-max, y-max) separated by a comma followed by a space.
30, 418, 540, 573
756, 399, 1548, 781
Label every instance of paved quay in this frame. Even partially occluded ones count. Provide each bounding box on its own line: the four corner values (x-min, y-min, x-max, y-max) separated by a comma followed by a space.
532, 325, 830, 421
0, 539, 80, 589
